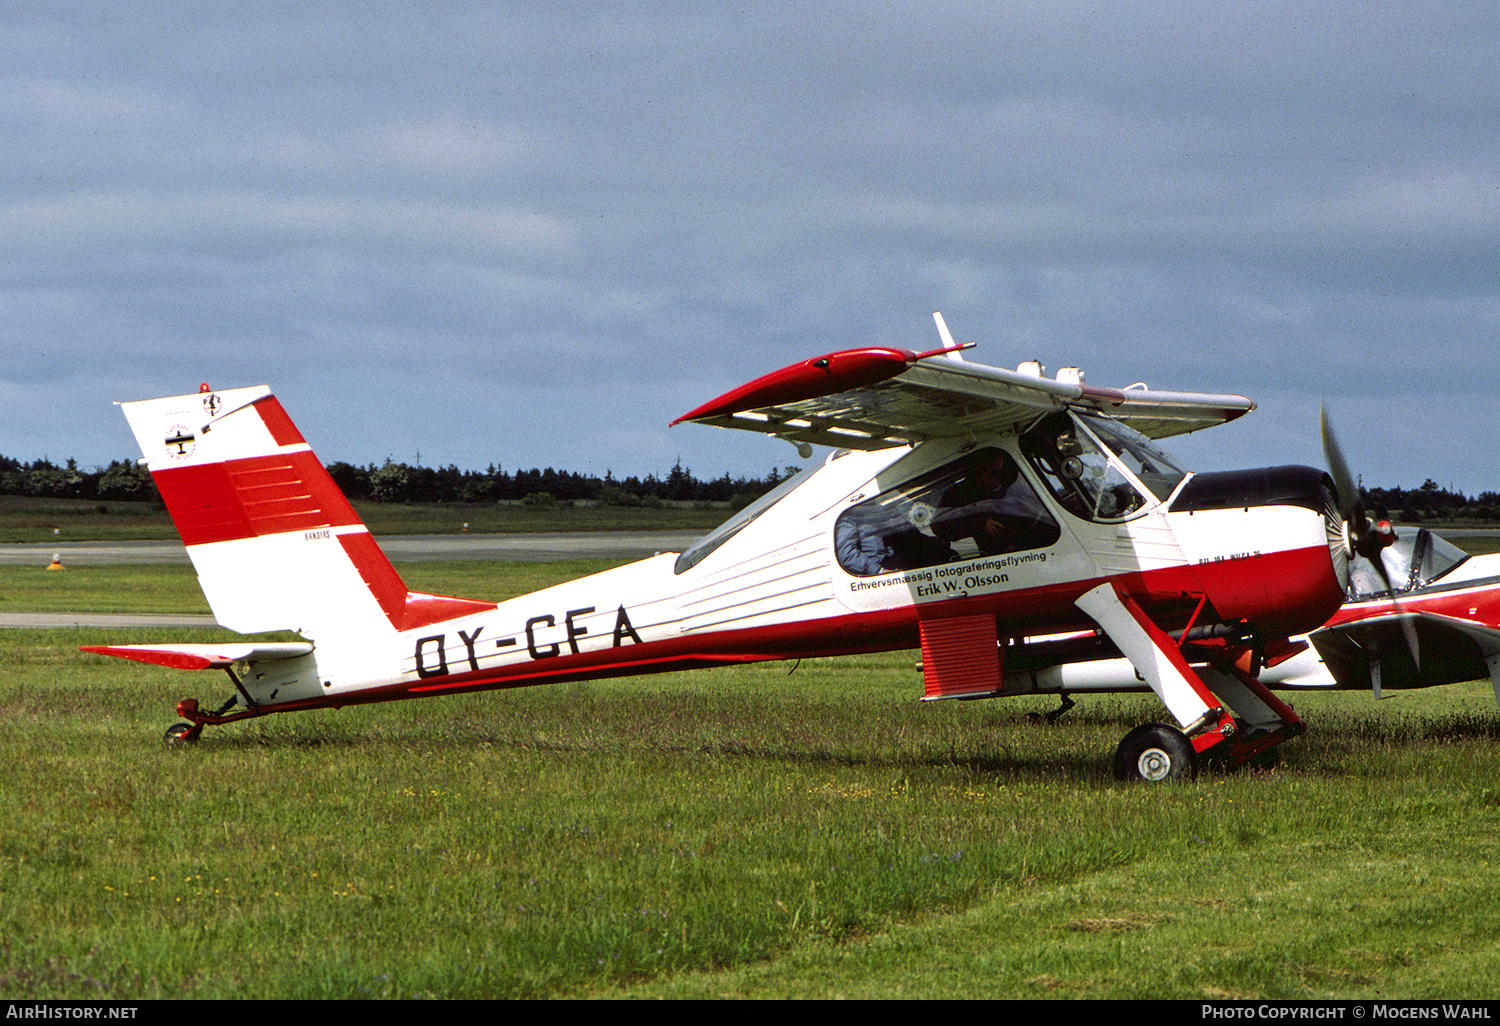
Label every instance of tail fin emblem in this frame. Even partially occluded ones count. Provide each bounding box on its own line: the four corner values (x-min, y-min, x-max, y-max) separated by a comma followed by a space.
164, 426, 196, 458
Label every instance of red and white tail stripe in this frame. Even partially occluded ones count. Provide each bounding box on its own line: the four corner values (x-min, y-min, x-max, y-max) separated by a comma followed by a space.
120, 386, 491, 639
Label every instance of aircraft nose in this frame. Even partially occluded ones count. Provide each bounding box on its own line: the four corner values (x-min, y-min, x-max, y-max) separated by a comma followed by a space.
1172, 465, 1349, 638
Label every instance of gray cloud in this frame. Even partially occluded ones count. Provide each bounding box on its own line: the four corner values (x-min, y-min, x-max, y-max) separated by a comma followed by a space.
2, 1, 1497, 494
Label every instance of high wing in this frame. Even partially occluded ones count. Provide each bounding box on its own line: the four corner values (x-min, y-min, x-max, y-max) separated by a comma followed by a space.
1308, 611, 1500, 701
671, 317, 1254, 451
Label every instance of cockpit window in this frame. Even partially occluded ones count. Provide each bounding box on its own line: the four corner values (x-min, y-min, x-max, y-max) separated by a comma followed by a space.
1348, 527, 1470, 599
1020, 412, 1164, 522
834, 447, 1059, 578
1081, 415, 1188, 502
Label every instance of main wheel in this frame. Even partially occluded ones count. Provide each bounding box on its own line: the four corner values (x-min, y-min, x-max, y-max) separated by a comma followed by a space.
1113, 724, 1197, 782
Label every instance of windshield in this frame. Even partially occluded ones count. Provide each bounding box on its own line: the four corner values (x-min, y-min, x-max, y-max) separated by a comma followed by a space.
1348, 527, 1470, 598
1020, 412, 1167, 522
1080, 416, 1188, 502
674, 464, 819, 574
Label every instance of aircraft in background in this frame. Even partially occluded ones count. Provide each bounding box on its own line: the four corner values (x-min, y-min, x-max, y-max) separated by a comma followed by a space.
85, 313, 1376, 781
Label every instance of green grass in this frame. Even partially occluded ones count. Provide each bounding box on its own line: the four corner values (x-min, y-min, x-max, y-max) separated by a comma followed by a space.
0, 560, 622, 615
0, 497, 176, 543
5, 641, 1500, 999
0, 565, 211, 614
4, 555, 1500, 998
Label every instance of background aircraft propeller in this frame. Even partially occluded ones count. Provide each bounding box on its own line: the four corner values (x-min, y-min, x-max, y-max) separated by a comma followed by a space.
1321, 404, 1419, 668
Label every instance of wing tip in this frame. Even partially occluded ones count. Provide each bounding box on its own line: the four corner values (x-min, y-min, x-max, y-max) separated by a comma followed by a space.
673, 347, 917, 426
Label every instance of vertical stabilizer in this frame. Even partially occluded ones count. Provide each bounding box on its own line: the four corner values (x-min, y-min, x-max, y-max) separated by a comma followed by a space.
120, 386, 492, 640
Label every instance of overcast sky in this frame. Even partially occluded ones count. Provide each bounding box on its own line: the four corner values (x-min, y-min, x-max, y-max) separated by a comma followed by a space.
3, 2, 1497, 494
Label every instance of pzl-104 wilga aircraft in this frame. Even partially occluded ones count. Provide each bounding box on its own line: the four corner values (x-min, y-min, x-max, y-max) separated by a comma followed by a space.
85, 313, 1376, 781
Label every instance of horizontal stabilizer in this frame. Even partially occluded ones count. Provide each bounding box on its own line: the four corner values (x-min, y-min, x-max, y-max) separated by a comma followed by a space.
82, 642, 315, 671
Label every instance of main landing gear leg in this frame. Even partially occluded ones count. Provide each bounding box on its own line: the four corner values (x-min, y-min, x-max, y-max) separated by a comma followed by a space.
1195, 663, 1306, 772
1075, 583, 1239, 782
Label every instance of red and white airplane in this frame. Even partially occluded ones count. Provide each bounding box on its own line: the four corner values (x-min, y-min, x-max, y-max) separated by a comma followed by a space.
84, 313, 1369, 781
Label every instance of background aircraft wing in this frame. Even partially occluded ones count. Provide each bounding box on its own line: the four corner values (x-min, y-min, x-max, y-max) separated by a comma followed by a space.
1308, 611, 1500, 696
672, 344, 1254, 451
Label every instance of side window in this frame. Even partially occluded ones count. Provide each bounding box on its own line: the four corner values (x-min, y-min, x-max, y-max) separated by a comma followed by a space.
834, 447, 1060, 578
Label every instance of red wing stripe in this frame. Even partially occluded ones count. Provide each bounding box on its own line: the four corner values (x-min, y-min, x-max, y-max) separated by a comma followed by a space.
80, 646, 219, 670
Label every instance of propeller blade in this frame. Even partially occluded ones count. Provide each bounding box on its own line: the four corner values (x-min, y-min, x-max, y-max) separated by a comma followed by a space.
1320, 403, 1366, 540
1321, 403, 1419, 670
1367, 550, 1421, 669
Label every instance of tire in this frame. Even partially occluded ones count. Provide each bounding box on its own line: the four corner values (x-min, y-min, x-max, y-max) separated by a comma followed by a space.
1113, 724, 1197, 782
163, 722, 201, 747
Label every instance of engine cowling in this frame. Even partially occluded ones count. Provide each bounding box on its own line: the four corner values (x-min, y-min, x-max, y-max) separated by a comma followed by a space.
1169, 465, 1348, 639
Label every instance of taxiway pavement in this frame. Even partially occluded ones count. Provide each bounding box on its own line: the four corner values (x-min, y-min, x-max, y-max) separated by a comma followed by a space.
1, 531, 700, 628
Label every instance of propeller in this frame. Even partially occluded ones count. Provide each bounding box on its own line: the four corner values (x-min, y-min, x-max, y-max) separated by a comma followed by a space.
1320, 404, 1419, 669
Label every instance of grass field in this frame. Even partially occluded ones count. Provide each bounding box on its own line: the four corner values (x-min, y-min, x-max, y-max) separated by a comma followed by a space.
4, 560, 1500, 999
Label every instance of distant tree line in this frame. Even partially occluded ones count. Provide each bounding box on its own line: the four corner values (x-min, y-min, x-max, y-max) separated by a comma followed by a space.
0, 456, 157, 503
1364, 480, 1500, 524
0, 453, 800, 510
5, 453, 1499, 521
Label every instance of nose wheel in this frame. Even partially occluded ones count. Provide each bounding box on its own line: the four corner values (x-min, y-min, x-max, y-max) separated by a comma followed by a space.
1113, 723, 1197, 782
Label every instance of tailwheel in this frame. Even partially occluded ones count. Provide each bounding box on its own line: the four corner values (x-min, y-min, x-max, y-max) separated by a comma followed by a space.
163, 722, 203, 747
1113, 723, 1197, 782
